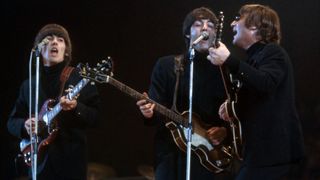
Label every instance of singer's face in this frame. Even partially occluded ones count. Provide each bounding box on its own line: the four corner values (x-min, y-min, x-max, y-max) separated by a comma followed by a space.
189, 19, 216, 53
230, 14, 258, 49
41, 35, 66, 66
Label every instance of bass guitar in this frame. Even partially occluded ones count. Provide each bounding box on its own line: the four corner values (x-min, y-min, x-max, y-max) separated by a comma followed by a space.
79, 58, 233, 173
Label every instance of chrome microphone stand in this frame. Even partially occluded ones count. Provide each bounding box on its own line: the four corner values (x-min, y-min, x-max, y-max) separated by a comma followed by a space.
185, 46, 195, 180
185, 32, 208, 180
29, 47, 41, 180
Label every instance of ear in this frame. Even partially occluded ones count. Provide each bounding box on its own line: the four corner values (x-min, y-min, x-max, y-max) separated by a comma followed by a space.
248, 26, 257, 35
249, 26, 257, 31
185, 34, 190, 39
249, 27, 261, 41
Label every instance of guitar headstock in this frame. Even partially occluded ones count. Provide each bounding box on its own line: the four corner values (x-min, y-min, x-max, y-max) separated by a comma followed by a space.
78, 56, 113, 83
214, 11, 224, 48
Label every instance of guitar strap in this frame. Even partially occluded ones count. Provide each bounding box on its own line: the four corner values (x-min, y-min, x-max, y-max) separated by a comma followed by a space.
58, 66, 74, 98
171, 54, 184, 113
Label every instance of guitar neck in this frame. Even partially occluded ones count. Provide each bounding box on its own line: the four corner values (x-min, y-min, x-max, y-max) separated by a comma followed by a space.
106, 76, 188, 127
214, 11, 238, 101
44, 78, 90, 125
219, 66, 231, 98
220, 65, 241, 101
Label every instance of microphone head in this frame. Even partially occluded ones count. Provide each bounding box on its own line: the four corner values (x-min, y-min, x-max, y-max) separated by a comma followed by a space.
201, 31, 209, 40
40, 38, 50, 46
33, 37, 50, 52
37, 38, 49, 49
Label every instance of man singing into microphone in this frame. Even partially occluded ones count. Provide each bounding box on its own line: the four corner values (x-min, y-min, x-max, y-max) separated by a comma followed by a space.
208, 4, 304, 179
136, 7, 232, 180
7, 23, 100, 180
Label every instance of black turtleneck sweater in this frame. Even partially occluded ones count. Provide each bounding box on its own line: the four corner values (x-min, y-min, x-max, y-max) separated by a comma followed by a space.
7, 61, 100, 179
41, 61, 66, 99
224, 42, 304, 167
146, 51, 228, 179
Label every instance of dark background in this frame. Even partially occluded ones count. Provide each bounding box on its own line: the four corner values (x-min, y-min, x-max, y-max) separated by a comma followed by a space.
1, 0, 319, 179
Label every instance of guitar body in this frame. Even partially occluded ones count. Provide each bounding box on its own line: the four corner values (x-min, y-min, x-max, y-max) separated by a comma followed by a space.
20, 99, 59, 167
225, 100, 243, 160
220, 68, 243, 160
20, 130, 58, 167
19, 76, 90, 169
165, 111, 232, 173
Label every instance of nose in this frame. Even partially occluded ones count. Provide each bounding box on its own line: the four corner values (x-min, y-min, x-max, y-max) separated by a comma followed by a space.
202, 22, 208, 31
50, 37, 58, 45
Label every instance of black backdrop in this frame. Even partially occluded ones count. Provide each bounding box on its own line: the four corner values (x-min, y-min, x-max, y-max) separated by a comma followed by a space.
1, 0, 320, 179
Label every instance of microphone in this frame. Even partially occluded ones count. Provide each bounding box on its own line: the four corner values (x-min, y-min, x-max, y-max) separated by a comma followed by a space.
191, 31, 209, 46
33, 38, 49, 51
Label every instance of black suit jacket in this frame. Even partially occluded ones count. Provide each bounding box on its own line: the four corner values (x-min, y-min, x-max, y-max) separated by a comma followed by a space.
225, 42, 304, 167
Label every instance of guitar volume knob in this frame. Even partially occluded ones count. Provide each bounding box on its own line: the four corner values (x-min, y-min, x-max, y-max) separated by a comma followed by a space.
216, 160, 222, 167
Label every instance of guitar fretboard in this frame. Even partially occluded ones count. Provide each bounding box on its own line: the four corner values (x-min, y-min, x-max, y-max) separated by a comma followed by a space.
42, 78, 90, 125
106, 76, 188, 127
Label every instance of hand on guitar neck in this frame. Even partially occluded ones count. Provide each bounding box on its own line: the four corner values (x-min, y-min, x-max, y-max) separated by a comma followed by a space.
60, 85, 80, 111
24, 93, 78, 135
207, 42, 230, 66
60, 95, 78, 111
136, 92, 155, 119
206, 11, 230, 66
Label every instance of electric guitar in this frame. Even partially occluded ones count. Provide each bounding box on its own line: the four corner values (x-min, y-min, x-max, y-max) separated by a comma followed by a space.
20, 69, 92, 167
79, 58, 233, 173
214, 11, 243, 160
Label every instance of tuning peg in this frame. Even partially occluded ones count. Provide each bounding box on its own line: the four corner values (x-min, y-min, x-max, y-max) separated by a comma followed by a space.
76, 63, 82, 68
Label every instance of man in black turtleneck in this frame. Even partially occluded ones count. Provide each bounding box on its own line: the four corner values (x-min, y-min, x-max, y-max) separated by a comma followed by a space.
7, 24, 100, 180
208, 4, 305, 179
136, 7, 231, 180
